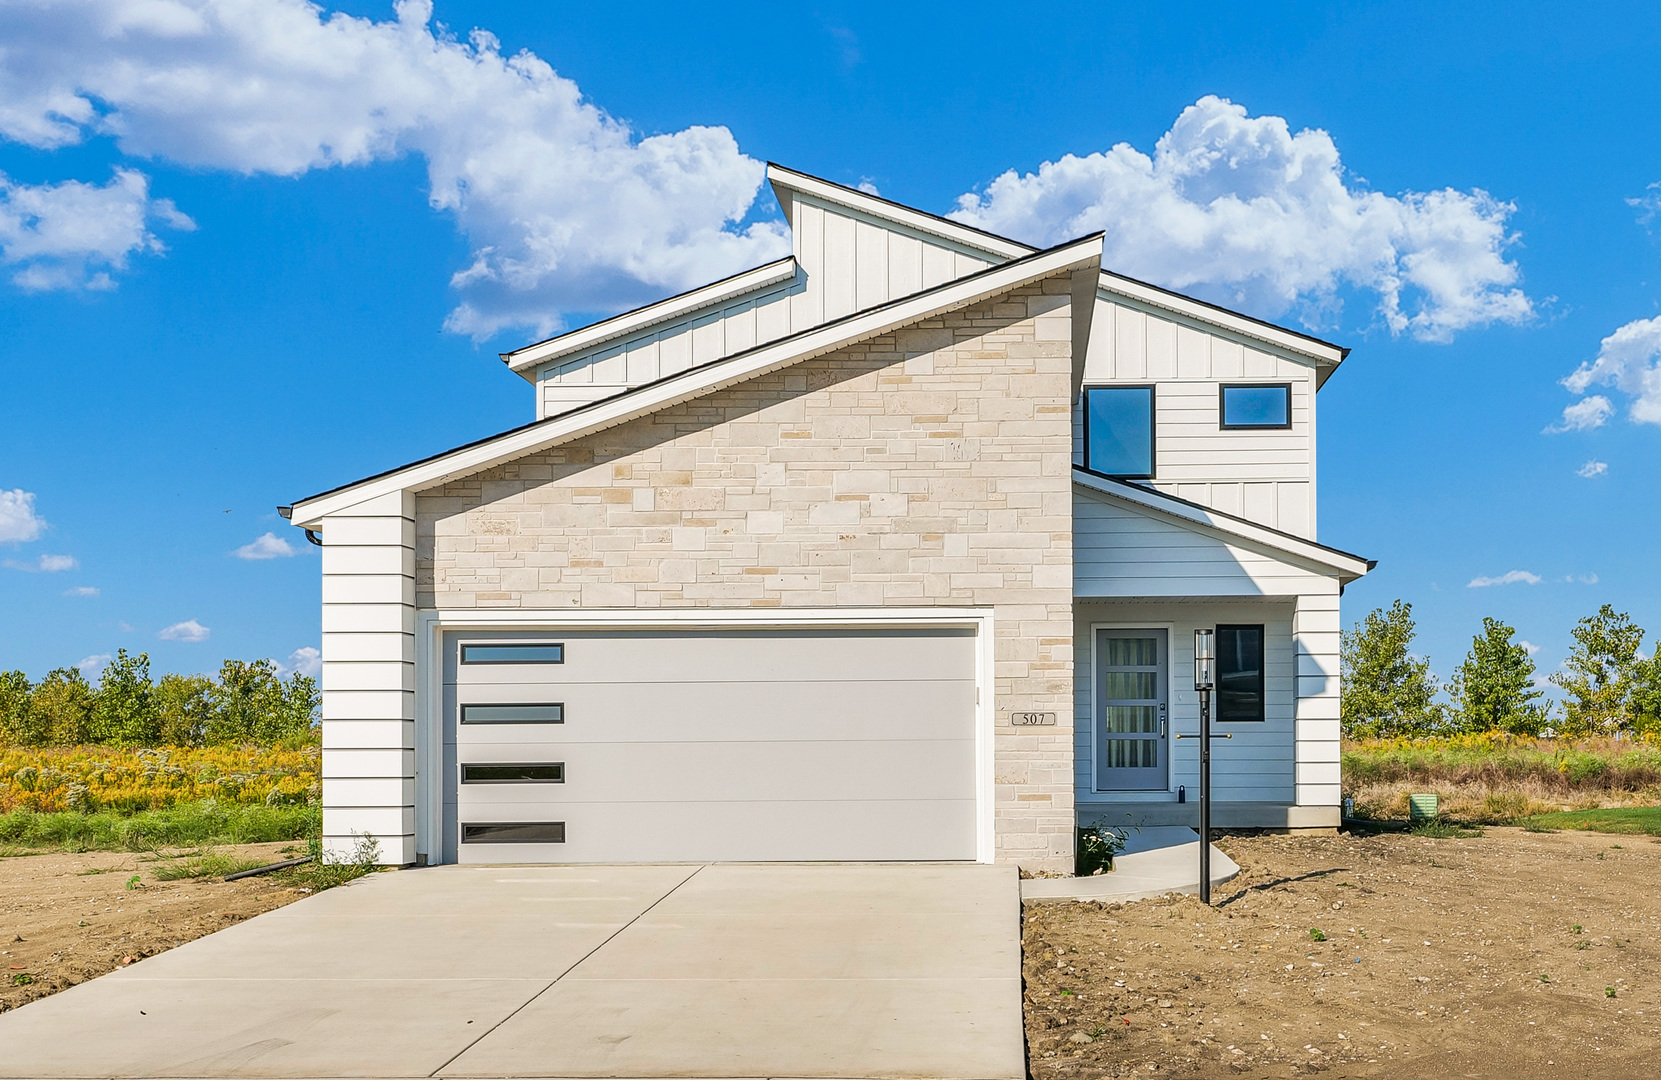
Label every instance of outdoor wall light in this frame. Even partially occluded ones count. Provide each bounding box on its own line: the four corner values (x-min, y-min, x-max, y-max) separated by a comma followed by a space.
1194, 628, 1216, 692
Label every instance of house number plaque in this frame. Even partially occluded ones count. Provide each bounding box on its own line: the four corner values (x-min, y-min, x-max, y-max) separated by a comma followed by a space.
1009, 711, 1057, 727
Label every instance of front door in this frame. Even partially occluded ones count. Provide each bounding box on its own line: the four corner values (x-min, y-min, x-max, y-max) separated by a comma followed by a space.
1094, 628, 1168, 791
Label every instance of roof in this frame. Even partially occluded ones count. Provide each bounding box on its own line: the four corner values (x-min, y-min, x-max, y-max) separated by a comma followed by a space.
767, 163, 1348, 369
500, 256, 798, 377
1071, 466, 1374, 584
288, 233, 1105, 527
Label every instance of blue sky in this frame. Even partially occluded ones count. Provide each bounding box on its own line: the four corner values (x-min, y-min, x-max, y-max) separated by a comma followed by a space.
2, 0, 1659, 695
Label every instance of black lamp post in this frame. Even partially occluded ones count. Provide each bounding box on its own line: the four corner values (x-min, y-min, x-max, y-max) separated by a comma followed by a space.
1194, 628, 1216, 904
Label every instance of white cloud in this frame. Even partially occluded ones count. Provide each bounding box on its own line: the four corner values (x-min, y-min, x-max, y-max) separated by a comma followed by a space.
948, 96, 1533, 342
1518, 640, 1540, 656
1559, 316, 1661, 427
1577, 459, 1608, 478
0, 0, 785, 336
1630, 182, 1661, 230
3, 553, 77, 572
0, 488, 46, 542
63, 585, 99, 597
157, 618, 210, 642
274, 645, 321, 679
1568, 572, 1599, 585
1467, 569, 1543, 588
234, 531, 298, 560
1545, 394, 1614, 433
0, 168, 192, 291
76, 653, 111, 675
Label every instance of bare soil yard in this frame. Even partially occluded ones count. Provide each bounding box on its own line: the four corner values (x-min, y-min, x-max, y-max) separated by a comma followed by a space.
0, 843, 308, 1013
1024, 828, 1661, 1079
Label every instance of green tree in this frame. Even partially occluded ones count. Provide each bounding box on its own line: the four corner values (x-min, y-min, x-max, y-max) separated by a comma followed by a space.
205, 660, 317, 745
31, 667, 96, 744
0, 670, 39, 746
1632, 651, 1661, 737
90, 649, 158, 745
1449, 618, 1547, 735
1551, 605, 1646, 736
154, 673, 214, 746
1341, 600, 1445, 738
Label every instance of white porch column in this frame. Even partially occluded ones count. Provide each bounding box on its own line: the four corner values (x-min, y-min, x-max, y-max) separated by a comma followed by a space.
1292, 584, 1342, 821
319, 490, 417, 865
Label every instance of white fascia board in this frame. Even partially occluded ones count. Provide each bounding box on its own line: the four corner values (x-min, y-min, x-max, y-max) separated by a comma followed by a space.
1071, 468, 1373, 583
766, 164, 1032, 261
291, 237, 1104, 528
501, 256, 799, 376
1096, 272, 1346, 368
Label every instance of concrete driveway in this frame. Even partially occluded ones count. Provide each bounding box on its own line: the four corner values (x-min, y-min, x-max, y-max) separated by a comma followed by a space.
0, 862, 1024, 1079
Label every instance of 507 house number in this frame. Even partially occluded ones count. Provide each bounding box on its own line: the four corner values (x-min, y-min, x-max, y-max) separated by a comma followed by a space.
1009, 711, 1057, 727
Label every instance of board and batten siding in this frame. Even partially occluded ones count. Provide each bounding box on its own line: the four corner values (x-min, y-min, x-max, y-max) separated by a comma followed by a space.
535, 195, 993, 419
318, 490, 417, 865
1074, 294, 1319, 537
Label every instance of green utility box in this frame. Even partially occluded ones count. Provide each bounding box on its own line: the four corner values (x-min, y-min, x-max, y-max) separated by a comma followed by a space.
1409, 793, 1439, 820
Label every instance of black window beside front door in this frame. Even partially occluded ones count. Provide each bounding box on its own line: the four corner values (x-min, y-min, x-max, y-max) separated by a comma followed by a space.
1216, 624, 1265, 722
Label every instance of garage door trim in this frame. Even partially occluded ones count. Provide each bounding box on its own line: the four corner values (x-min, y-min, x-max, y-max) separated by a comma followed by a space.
415, 607, 996, 865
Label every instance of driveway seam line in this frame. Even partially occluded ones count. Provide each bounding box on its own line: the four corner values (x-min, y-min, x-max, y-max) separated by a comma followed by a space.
425, 864, 708, 1078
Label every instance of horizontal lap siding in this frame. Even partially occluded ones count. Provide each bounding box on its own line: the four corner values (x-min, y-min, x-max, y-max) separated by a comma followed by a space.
1077, 295, 1319, 537
1073, 600, 1297, 804
319, 490, 417, 865
1073, 492, 1328, 598
1294, 590, 1343, 807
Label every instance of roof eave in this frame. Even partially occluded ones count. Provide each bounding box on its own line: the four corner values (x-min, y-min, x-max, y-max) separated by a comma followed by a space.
1071, 467, 1373, 583
289, 234, 1106, 528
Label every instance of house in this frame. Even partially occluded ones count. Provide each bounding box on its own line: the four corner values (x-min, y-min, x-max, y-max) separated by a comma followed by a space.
282, 165, 1371, 874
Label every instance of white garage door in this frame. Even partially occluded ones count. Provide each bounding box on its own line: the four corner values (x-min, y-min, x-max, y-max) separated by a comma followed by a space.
440, 627, 979, 864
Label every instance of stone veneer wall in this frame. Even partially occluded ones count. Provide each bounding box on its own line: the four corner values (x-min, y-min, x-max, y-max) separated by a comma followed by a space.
415, 278, 1079, 869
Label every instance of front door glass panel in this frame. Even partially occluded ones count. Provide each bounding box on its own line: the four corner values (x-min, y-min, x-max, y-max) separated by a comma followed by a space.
1095, 629, 1168, 791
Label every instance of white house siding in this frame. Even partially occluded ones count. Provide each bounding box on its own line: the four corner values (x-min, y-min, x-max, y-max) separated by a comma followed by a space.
1073, 599, 1297, 806
1072, 485, 1344, 828
1075, 295, 1318, 537
534, 196, 993, 419
318, 490, 417, 864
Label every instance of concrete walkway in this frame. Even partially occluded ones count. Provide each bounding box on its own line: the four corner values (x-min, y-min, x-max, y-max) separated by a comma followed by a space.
0, 862, 1024, 1080
1020, 826, 1240, 903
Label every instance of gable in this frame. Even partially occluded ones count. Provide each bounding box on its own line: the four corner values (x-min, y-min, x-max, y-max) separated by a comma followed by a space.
416, 284, 1076, 611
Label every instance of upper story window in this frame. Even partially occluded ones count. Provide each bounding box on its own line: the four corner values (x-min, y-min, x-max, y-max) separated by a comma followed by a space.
1083, 386, 1155, 479
1219, 383, 1292, 429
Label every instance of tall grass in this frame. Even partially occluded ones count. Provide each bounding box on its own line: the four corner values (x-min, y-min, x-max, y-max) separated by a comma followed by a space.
0, 802, 319, 852
1344, 733, 1661, 822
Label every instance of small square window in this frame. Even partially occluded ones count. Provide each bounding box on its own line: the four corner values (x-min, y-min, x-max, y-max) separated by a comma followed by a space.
1220, 384, 1292, 429
1216, 624, 1264, 722
1084, 386, 1155, 478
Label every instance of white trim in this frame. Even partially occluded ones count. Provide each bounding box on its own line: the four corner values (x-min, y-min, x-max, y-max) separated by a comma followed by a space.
767, 165, 1344, 368
502, 257, 799, 374
1071, 468, 1372, 583
291, 237, 1103, 527
767, 165, 1031, 261
1088, 622, 1174, 796
414, 607, 998, 865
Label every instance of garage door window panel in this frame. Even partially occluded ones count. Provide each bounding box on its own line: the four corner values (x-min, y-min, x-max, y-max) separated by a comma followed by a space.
461, 763, 565, 784
460, 703, 564, 724
462, 822, 566, 844
460, 643, 565, 664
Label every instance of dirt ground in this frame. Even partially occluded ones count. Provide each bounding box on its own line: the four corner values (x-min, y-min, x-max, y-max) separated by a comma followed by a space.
0, 843, 309, 1013
1024, 827, 1661, 1079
